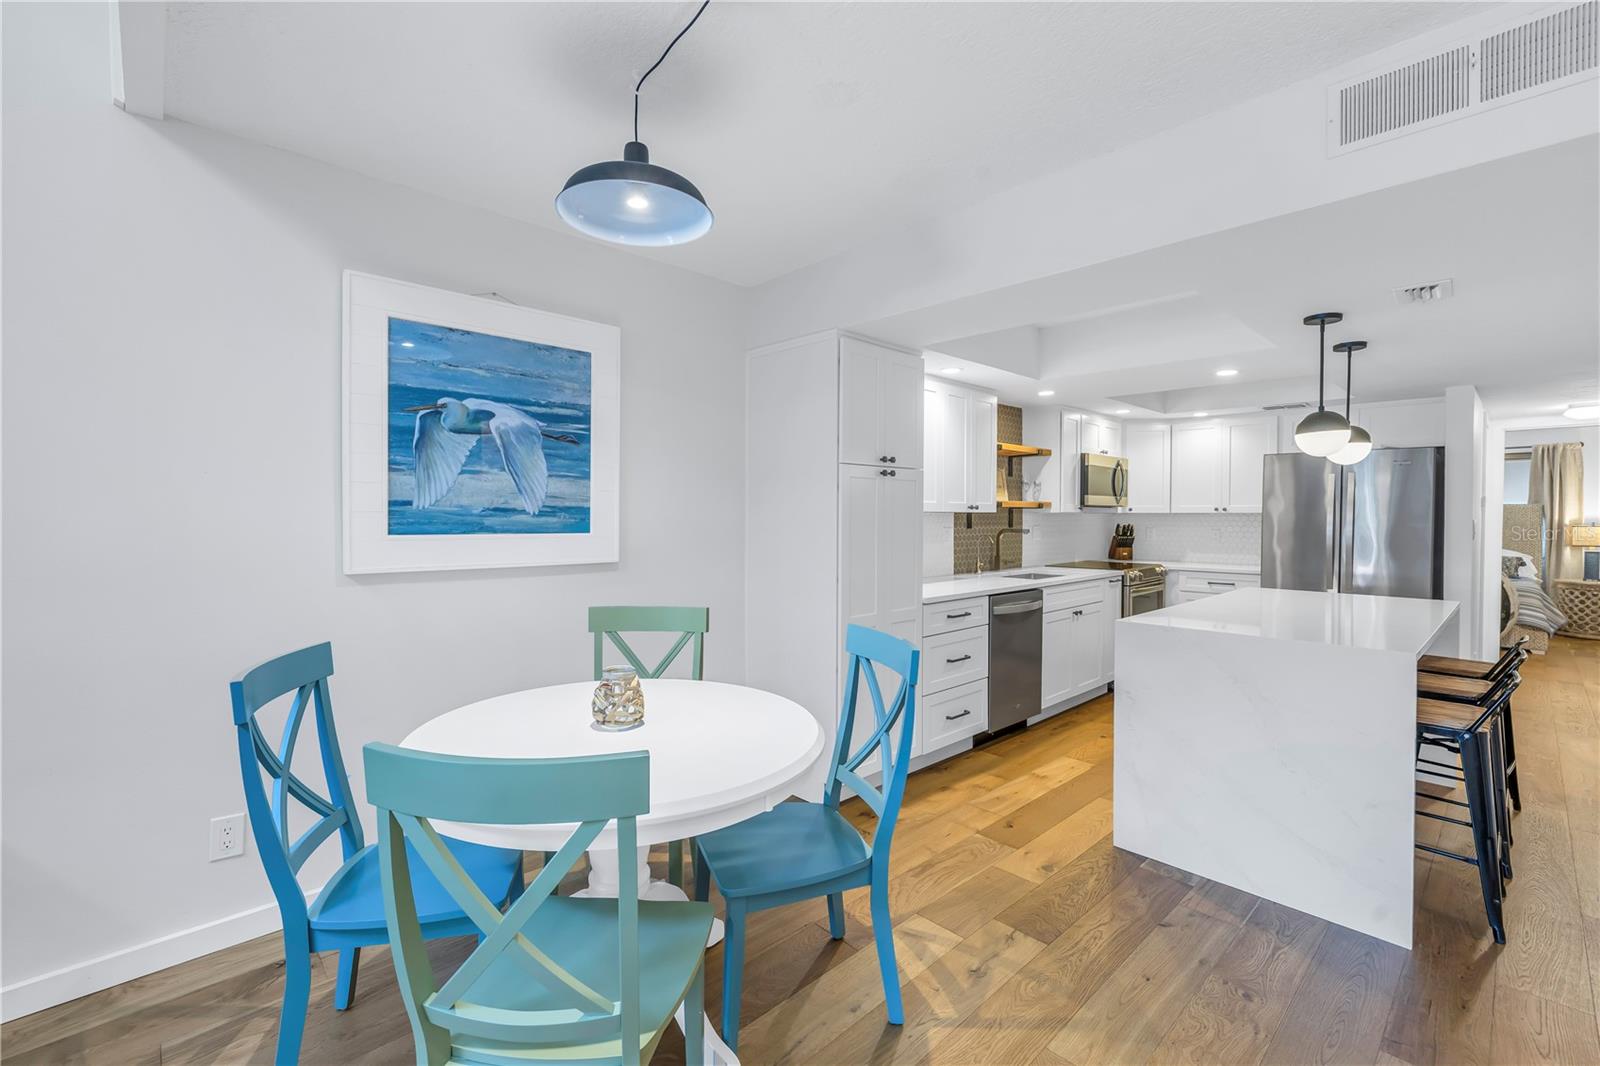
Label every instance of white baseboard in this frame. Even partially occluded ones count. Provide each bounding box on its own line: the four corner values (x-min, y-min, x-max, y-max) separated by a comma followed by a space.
0, 895, 302, 1023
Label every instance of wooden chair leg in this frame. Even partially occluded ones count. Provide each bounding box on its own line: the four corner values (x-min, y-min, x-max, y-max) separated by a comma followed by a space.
684, 961, 706, 1066
720, 901, 747, 1051
334, 947, 361, 1011
869, 880, 904, 1025
826, 892, 846, 939
668, 839, 685, 889
276, 927, 313, 1066
693, 843, 711, 903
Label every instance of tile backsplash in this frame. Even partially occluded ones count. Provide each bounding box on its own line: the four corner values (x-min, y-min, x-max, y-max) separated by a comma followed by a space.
1128, 512, 1262, 565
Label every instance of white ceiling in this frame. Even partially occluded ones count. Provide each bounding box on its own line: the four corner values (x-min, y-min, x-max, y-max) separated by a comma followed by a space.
162, 1, 1491, 286
862, 137, 1600, 423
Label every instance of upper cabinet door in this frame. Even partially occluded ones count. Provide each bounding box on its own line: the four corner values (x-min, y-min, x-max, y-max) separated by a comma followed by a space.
937, 385, 970, 511
923, 381, 946, 512
1170, 422, 1223, 512
839, 337, 923, 467
1058, 414, 1082, 511
967, 392, 997, 513
1221, 416, 1275, 513
1122, 423, 1171, 513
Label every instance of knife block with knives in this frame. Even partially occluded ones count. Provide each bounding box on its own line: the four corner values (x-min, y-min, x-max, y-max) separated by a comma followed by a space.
1109, 523, 1135, 560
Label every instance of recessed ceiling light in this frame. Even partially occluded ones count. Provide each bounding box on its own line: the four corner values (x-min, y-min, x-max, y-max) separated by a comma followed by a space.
399, 341, 415, 348
1114, 409, 1130, 415
1194, 412, 1209, 417
1037, 390, 1055, 397
941, 368, 962, 375
1564, 404, 1600, 420
1215, 368, 1238, 377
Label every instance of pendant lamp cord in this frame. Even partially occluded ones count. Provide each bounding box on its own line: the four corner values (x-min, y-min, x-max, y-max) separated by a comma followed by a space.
1345, 352, 1353, 419
635, 0, 712, 143
1317, 319, 1328, 413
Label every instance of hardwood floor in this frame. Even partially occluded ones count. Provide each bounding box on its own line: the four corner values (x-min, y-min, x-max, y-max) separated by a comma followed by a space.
5, 638, 1598, 1065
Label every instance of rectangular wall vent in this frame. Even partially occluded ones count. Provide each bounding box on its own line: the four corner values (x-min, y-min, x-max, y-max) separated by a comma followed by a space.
1394, 279, 1455, 305
1481, 1, 1597, 103
1329, 2, 1598, 155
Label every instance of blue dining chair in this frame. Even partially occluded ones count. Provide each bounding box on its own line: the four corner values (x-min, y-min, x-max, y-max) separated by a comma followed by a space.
588, 605, 709, 888
230, 643, 524, 1065
364, 742, 713, 1066
693, 624, 920, 1050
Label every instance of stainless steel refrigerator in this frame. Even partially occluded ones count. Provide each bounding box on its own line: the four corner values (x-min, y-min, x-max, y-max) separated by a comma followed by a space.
1261, 447, 1445, 598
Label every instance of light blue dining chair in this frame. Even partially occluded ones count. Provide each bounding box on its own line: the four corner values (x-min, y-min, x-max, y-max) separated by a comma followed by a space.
693, 624, 920, 1050
364, 742, 713, 1066
230, 643, 524, 1066
588, 605, 709, 888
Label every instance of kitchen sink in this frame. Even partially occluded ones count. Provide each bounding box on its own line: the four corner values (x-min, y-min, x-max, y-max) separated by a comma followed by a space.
1007, 572, 1061, 580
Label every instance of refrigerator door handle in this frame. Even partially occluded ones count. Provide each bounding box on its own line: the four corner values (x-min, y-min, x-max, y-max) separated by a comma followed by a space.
1337, 467, 1356, 593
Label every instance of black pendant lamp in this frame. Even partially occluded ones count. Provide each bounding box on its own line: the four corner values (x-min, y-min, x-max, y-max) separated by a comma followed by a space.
556, 1, 714, 246
1329, 340, 1373, 466
1295, 312, 1353, 457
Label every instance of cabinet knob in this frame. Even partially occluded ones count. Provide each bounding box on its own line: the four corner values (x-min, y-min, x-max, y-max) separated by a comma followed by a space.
878, 455, 889, 462
879, 469, 889, 476
888, 455, 897, 463
888, 469, 897, 477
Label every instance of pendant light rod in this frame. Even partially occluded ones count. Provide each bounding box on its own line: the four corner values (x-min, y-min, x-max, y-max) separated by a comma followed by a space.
634, 0, 711, 144
1302, 312, 1344, 413
1333, 340, 1369, 418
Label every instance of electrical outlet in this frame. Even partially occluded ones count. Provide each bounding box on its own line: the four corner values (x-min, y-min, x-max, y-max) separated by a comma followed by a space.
210, 814, 245, 861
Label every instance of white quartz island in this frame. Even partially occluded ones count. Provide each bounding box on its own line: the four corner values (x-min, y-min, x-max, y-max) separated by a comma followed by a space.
1114, 587, 1459, 948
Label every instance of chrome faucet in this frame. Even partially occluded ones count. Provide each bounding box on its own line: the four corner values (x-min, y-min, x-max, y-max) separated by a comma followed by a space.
990, 526, 1030, 572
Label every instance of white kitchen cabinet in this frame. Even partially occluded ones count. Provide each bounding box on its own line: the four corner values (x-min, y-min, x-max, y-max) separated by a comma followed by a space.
745, 331, 925, 792
1100, 577, 1120, 680
1057, 413, 1083, 510
840, 336, 923, 468
1351, 398, 1446, 449
923, 377, 996, 513
1042, 581, 1116, 709
1082, 418, 1122, 457
1122, 423, 1171, 513
1070, 601, 1108, 692
1221, 416, 1276, 513
1173, 570, 1261, 603
1041, 609, 1075, 709
1170, 421, 1223, 512
922, 679, 988, 751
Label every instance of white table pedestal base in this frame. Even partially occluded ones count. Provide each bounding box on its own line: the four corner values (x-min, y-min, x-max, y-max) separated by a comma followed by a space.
570, 846, 736, 1065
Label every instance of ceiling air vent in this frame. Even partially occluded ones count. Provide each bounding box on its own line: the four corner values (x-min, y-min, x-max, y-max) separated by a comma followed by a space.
1328, 2, 1598, 155
1261, 402, 1310, 412
1394, 279, 1455, 305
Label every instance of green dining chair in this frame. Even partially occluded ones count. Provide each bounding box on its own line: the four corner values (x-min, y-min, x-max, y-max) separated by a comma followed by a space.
364, 743, 713, 1066
588, 605, 709, 888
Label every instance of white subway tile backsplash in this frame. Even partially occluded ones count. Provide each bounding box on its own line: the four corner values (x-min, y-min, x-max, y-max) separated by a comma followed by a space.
1019, 511, 1261, 567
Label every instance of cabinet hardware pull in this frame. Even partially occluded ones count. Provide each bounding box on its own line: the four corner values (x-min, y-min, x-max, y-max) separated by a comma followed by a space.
945, 709, 972, 721
888, 469, 897, 477
878, 455, 888, 462
889, 456, 897, 463
945, 654, 972, 663
879, 469, 888, 476
945, 611, 972, 619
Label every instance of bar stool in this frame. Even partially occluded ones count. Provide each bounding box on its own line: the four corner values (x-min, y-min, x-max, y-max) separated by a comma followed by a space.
1419, 637, 1529, 813
1415, 696, 1508, 944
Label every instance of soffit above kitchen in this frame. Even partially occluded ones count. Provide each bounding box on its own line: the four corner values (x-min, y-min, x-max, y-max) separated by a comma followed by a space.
160, 1, 1489, 286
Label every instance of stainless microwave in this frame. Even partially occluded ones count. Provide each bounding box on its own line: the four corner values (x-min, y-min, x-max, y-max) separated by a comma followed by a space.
1081, 453, 1129, 508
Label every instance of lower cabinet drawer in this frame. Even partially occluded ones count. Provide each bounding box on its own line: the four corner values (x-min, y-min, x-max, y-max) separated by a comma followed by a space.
922, 626, 989, 695
922, 679, 987, 751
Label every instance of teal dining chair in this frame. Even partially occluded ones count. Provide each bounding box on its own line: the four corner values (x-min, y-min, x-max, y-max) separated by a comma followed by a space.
588, 605, 709, 888
230, 643, 524, 1066
693, 624, 920, 1050
364, 742, 713, 1066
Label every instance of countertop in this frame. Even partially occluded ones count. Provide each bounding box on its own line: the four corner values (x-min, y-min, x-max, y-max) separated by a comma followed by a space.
1120, 587, 1458, 655
922, 568, 1117, 604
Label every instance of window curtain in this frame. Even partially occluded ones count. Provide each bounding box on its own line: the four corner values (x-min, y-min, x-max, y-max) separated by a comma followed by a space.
1528, 442, 1584, 591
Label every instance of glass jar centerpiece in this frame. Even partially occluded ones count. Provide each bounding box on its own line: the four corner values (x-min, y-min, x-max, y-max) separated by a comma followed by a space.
592, 666, 645, 731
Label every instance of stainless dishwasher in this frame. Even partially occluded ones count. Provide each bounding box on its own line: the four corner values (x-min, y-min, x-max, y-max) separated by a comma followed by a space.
987, 588, 1043, 733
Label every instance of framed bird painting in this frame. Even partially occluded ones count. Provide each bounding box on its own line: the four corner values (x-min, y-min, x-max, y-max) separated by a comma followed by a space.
342, 271, 620, 573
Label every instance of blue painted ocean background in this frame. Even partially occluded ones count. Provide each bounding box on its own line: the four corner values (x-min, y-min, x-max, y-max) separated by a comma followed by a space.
387, 316, 592, 535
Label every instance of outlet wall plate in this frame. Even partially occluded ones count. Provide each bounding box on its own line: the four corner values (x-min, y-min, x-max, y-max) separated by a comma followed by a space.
210, 814, 246, 861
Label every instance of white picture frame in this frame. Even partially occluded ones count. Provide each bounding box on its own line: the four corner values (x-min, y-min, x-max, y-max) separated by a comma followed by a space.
342, 270, 620, 574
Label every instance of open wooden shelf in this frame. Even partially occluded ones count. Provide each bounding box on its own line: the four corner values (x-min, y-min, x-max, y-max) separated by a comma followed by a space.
997, 500, 1051, 509
997, 442, 1052, 459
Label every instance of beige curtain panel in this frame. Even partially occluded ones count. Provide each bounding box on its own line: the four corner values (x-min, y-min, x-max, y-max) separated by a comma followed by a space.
1529, 442, 1585, 591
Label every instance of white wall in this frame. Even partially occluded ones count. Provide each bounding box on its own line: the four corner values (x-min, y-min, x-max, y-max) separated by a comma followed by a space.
1, 2, 748, 1015
1444, 387, 1487, 657
1506, 424, 1600, 521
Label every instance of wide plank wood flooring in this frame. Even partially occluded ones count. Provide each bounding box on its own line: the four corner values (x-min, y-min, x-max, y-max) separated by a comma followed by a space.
5, 638, 1598, 1064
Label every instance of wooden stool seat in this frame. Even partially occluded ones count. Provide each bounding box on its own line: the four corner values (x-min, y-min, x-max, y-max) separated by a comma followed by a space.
1418, 673, 1495, 701
1417, 696, 1487, 732
1417, 654, 1498, 679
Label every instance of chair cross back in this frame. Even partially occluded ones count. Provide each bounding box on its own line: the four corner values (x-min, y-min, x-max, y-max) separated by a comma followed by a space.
588, 606, 708, 680
364, 743, 652, 1057
230, 643, 362, 896
826, 625, 921, 859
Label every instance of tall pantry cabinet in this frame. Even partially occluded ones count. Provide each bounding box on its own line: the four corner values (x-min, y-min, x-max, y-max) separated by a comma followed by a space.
746, 332, 925, 790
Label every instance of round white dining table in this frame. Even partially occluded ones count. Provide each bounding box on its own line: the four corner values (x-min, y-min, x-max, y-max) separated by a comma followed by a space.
400, 677, 825, 1066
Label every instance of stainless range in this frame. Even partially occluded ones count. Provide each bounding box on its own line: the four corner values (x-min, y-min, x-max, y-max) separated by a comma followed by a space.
1048, 560, 1167, 616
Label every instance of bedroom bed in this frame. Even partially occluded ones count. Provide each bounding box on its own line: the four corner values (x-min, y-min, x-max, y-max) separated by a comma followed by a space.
1502, 503, 1571, 652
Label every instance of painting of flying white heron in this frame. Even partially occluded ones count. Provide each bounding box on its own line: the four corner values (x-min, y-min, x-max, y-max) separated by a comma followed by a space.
343, 271, 619, 574
386, 317, 592, 536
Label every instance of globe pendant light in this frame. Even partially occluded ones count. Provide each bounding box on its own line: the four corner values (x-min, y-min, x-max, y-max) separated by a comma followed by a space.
1295, 312, 1353, 457
556, 1, 714, 246
1329, 340, 1373, 466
